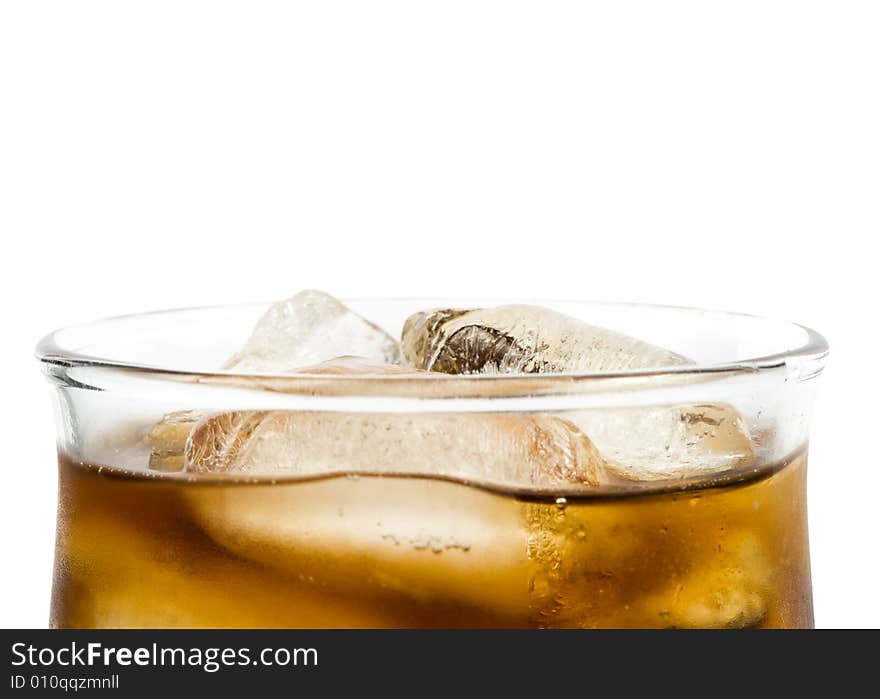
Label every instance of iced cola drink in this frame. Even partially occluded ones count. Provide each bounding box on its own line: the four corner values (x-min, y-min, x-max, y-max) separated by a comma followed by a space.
38, 293, 828, 628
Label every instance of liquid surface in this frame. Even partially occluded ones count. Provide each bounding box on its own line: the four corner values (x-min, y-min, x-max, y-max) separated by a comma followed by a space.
52, 452, 812, 628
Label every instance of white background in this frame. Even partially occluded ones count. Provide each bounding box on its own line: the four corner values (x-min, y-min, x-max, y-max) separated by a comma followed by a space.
1, 2, 877, 628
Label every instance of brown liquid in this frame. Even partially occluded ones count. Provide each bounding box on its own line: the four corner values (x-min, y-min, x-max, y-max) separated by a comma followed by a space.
51, 452, 812, 628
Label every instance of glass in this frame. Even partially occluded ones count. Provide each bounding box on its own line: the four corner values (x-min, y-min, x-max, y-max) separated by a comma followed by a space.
36, 299, 828, 628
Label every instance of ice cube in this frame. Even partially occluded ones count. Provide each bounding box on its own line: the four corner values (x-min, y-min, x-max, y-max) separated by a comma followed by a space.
146, 410, 202, 472
184, 476, 531, 621
225, 290, 402, 373
401, 305, 690, 374
402, 304, 754, 480
146, 288, 403, 472
187, 353, 606, 489
654, 568, 768, 629
144, 350, 606, 487
526, 493, 770, 628
184, 409, 605, 489
571, 403, 755, 481
635, 532, 769, 628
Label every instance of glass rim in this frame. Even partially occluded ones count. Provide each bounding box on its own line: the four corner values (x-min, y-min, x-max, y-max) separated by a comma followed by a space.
35, 298, 830, 391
